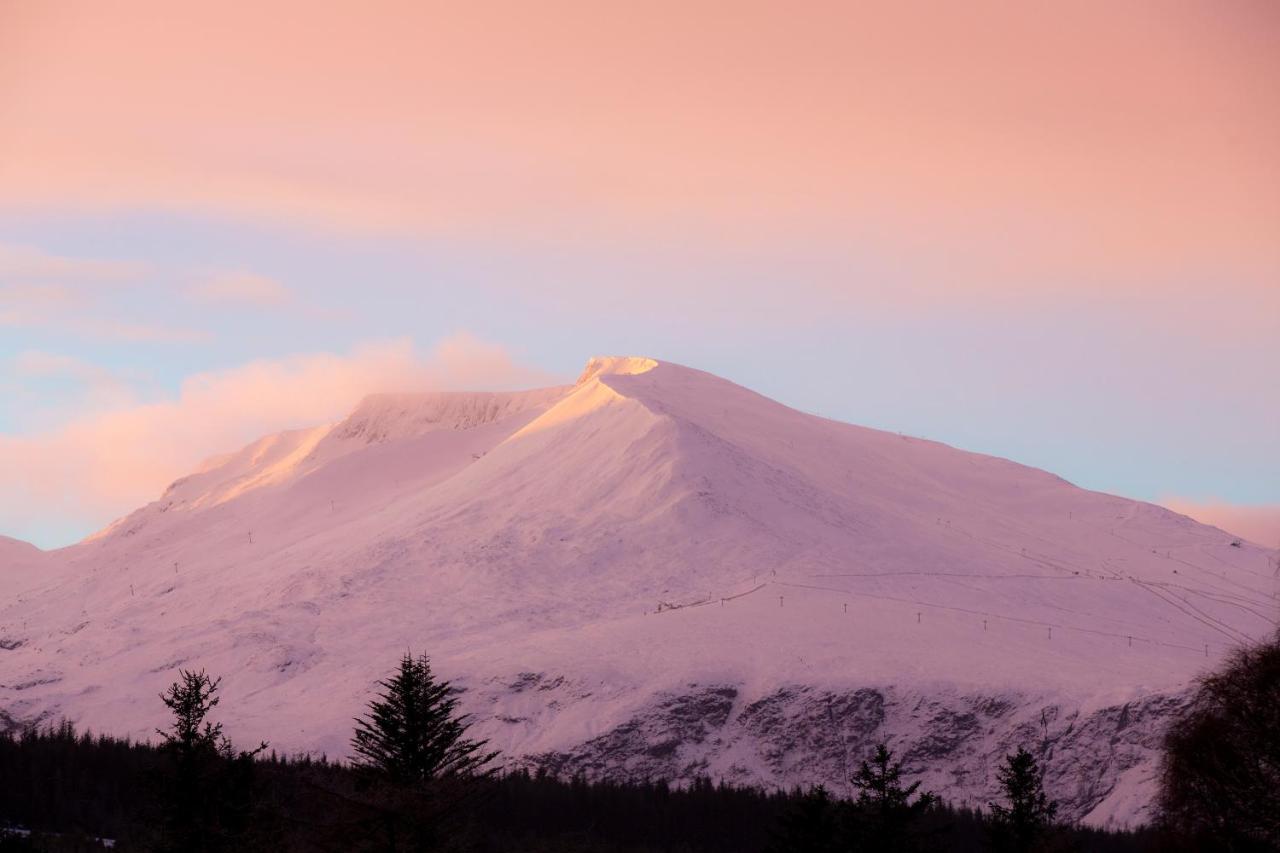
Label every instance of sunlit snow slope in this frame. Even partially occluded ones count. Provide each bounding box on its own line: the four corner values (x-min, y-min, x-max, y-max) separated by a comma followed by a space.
2, 357, 1275, 825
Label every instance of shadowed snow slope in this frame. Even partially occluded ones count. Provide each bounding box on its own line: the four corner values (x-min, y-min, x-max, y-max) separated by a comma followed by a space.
1, 358, 1275, 827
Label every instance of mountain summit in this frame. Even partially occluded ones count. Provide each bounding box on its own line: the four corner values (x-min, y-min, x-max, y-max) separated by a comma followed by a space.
1, 357, 1274, 825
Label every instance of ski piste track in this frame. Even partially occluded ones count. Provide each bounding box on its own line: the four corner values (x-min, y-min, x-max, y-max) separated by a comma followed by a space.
648, 510, 1276, 659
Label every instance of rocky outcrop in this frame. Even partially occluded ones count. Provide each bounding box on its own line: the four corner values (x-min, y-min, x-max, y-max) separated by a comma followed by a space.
486, 677, 1188, 826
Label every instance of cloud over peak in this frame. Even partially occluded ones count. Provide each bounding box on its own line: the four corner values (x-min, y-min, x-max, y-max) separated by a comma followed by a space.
0, 333, 560, 548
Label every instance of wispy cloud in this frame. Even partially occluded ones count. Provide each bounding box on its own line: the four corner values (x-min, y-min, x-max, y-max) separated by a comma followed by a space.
0, 303, 213, 343
12, 349, 127, 386
190, 270, 293, 306
0, 243, 147, 281
0, 243, 212, 342
0, 281, 80, 306
2, 350, 139, 429
0, 333, 559, 547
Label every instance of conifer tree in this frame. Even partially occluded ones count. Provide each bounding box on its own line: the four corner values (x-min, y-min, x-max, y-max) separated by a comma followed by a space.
154, 670, 266, 853
765, 785, 841, 853
348, 654, 498, 851
989, 747, 1057, 852
847, 743, 938, 852
158, 669, 225, 758
351, 653, 497, 786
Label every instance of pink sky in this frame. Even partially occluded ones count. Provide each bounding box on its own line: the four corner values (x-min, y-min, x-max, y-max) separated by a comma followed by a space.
3, 2, 1276, 277
1, 1, 1276, 546
1161, 498, 1280, 548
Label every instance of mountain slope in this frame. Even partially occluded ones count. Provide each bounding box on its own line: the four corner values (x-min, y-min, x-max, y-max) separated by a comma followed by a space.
0, 536, 49, 597
1, 356, 1274, 826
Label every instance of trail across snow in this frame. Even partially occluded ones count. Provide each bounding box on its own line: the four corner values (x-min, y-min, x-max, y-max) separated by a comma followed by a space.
1, 356, 1275, 825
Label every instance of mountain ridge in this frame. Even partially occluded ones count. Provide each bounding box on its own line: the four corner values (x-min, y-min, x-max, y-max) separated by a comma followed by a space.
1, 356, 1274, 826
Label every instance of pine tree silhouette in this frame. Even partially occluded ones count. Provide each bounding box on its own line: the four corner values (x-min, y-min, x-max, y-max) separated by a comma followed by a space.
352, 653, 497, 785
155, 670, 266, 853
848, 743, 938, 852
158, 670, 224, 756
349, 654, 499, 851
989, 747, 1057, 852
765, 785, 842, 853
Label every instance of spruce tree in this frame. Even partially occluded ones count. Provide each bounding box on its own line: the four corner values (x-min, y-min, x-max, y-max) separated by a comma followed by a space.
349, 654, 498, 851
989, 747, 1057, 852
848, 743, 937, 852
352, 653, 497, 785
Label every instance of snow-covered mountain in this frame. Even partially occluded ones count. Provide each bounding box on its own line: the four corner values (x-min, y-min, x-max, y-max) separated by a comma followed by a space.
1, 356, 1275, 825
0, 536, 50, 594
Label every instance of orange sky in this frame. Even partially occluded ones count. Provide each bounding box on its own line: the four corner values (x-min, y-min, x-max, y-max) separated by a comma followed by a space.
3, 0, 1277, 296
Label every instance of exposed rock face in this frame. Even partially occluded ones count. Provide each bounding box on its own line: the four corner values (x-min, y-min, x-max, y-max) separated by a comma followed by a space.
733, 686, 886, 782
529, 686, 740, 780
490, 676, 1187, 826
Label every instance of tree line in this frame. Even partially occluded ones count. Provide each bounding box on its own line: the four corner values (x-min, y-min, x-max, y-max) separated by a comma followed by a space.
1, 631, 1277, 852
